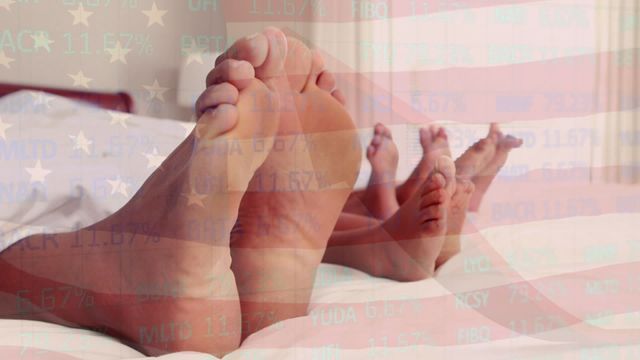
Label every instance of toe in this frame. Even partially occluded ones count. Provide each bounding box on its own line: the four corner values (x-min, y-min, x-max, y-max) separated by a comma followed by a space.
371, 133, 383, 147
216, 27, 287, 82
419, 127, 432, 149
195, 83, 239, 117
331, 89, 346, 105
374, 123, 385, 136
206, 60, 255, 90
196, 104, 238, 139
421, 188, 447, 207
503, 134, 524, 149
422, 173, 446, 195
216, 32, 269, 67
317, 71, 336, 93
434, 156, 456, 195
366, 145, 376, 159
256, 27, 288, 80
309, 51, 327, 87
421, 203, 446, 222
284, 36, 313, 92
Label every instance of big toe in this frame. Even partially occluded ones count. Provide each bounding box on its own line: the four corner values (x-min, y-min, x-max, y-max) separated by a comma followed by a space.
217, 27, 288, 83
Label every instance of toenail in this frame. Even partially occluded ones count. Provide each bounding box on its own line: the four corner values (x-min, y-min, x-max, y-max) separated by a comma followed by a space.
246, 32, 259, 40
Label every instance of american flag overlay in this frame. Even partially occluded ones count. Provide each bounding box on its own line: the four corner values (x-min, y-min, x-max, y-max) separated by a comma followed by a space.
0, 1, 639, 359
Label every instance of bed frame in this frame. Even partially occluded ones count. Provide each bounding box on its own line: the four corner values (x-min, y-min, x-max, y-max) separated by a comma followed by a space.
0, 82, 134, 113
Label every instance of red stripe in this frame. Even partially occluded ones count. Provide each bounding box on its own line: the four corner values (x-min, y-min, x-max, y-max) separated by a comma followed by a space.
222, 0, 548, 23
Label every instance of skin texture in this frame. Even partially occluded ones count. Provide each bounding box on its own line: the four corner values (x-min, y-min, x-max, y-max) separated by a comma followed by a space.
0, 28, 291, 357
209, 30, 362, 340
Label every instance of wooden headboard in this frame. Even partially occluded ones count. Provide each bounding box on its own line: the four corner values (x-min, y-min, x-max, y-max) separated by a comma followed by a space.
0, 82, 134, 113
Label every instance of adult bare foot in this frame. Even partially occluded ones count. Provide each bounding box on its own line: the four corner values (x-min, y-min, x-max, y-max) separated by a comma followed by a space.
0, 55, 279, 356
325, 156, 456, 281
468, 124, 523, 211
359, 123, 400, 219
436, 179, 475, 268
396, 125, 451, 204
209, 29, 361, 338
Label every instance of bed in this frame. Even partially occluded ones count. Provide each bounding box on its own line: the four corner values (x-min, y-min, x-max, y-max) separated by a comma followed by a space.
1, 85, 639, 360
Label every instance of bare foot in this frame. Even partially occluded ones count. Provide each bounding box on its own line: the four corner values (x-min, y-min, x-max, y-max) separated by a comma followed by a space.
210, 29, 361, 338
454, 132, 497, 180
325, 156, 456, 282
436, 179, 475, 268
397, 125, 451, 204
0, 54, 279, 356
468, 124, 523, 211
360, 123, 399, 219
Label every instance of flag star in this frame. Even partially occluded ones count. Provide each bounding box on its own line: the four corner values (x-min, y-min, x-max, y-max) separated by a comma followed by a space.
183, 40, 205, 65
31, 92, 54, 109
0, 0, 15, 11
142, 147, 167, 169
182, 190, 207, 208
68, 3, 93, 26
143, 80, 169, 102
69, 131, 93, 154
25, 160, 52, 184
107, 176, 130, 197
31, 32, 54, 52
68, 71, 93, 88
0, 51, 15, 69
0, 117, 12, 140
107, 111, 131, 128
105, 41, 131, 64
142, 2, 167, 27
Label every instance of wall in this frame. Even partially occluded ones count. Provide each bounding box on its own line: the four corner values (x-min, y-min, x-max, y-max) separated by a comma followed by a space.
0, 0, 228, 121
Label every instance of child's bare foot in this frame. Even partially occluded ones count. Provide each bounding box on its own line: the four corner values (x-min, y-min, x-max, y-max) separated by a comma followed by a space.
436, 179, 475, 268
325, 156, 456, 282
455, 134, 498, 180
0, 52, 279, 356
360, 123, 399, 219
209, 28, 361, 338
397, 125, 451, 204
469, 124, 523, 211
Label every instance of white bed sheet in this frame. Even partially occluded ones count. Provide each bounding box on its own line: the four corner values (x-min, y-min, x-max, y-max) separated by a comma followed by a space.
1, 92, 639, 359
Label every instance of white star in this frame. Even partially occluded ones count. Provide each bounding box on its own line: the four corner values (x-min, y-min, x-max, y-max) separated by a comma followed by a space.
142, 147, 167, 169
107, 176, 130, 197
107, 111, 130, 128
68, 71, 92, 88
105, 41, 131, 64
69, 131, 93, 155
25, 160, 52, 184
68, 3, 93, 26
31, 32, 54, 52
0, 117, 12, 140
143, 80, 169, 102
0, 0, 15, 11
31, 92, 54, 109
142, 2, 167, 27
0, 51, 15, 69
182, 190, 207, 208
183, 40, 205, 65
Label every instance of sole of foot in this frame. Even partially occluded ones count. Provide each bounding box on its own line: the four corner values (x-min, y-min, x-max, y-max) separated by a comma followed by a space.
397, 125, 451, 204
210, 28, 361, 338
378, 155, 456, 281
0, 51, 280, 357
436, 179, 475, 268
